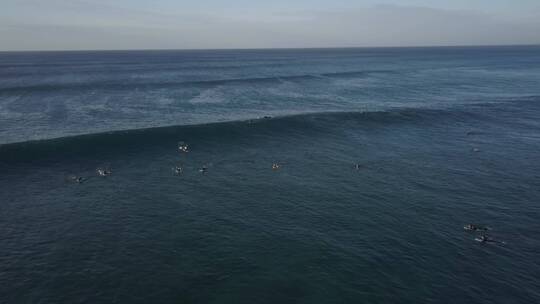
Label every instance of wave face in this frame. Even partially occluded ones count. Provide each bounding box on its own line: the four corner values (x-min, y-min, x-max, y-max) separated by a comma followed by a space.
1, 95, 539, 163
1, 46, 540, 145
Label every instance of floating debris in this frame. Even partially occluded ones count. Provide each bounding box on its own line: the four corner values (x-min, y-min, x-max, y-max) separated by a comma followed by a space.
466, 131, 483, 136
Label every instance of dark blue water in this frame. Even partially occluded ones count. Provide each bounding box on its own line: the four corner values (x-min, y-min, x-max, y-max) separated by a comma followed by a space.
1, 47, 540, 303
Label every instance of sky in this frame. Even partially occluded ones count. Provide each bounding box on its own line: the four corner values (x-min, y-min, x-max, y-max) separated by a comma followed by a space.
1, 0, 539, 51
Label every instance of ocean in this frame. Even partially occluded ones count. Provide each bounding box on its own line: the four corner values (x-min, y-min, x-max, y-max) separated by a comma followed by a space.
1, 46, 540, 303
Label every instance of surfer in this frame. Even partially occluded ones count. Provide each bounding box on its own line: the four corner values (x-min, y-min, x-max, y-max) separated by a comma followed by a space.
478, 234, 490, 243
477, 234, 494, 243
272, 163, 280, 170
199, 165, 208, 173
464, 224, 489, 231
355, 163, 362, 170
173, 166, 183, 175
69, 175, 85, 183
475, 233, 505, 244
178, 142, 189, 153
97, 168, 112, 176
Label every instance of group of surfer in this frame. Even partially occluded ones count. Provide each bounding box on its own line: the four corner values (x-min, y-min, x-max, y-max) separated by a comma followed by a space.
174, 142, 209, 174
69, 167, 112, 183
68, 140, 506, 247
173, 141, 283, 175
73, 138, 366, 180
464, 224, 504, 244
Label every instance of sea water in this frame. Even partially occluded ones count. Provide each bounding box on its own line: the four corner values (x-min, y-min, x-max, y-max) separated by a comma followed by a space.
1, 46, 540, 303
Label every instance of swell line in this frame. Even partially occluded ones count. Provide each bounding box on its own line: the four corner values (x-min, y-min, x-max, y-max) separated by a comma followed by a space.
0, 70, 393, 93
0, 106, 480, 164
3, 94, 539, 163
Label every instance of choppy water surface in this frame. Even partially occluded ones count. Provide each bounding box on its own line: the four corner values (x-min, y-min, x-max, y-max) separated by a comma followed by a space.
1, 47, 540, 303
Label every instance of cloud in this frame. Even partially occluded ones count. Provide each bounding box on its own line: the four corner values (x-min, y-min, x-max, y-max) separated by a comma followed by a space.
1, 3, 539, 50
290, 5, 540, 47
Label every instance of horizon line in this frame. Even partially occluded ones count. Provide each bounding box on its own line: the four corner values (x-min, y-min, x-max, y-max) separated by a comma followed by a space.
1, 43, 539, 53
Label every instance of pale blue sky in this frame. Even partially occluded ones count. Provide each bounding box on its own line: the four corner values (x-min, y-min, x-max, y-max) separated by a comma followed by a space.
1, 0, 539, 50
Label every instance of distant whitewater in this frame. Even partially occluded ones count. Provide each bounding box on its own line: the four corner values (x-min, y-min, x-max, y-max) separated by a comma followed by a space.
1, 46, 539, 145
